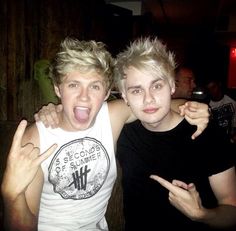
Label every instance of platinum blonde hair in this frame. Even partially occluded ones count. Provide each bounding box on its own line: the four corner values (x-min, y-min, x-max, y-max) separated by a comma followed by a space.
50, 37, 115, 93
114, 37, 176, 92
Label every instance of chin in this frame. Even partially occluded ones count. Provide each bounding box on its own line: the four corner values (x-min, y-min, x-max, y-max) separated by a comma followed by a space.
70, 118, 91, 131
74, 123, 91, 131
142, 118, 158, 124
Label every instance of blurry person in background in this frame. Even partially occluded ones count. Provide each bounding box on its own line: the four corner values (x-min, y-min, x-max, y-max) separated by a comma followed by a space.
172, 66, 196, 99
206, 79, 236, 143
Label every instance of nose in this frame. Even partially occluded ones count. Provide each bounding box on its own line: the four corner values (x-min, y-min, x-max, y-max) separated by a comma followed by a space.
78, 87, 89, 101
190, 80, 196, 90
144, 90, 154, 104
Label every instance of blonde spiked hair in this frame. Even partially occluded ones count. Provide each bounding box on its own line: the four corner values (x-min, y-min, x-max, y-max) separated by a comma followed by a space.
114, 37, 176, 92
50, 37, 115, 93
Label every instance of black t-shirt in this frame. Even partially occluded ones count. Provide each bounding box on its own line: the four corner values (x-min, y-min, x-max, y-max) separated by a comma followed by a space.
117, 119, 234, 231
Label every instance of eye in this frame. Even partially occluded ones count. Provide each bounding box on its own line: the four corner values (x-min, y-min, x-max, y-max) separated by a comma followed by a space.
68, 83, 78, 88
131, 88, 142, 94
91, 84, 101, 90
153, 82, 162, 90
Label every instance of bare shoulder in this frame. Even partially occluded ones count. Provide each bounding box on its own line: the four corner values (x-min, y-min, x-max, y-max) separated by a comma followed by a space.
108, 98, 126, 111
171, 98, 186, 113
107, 99, 137, 145
108, 99, 135, 124
22, 122, 39, 146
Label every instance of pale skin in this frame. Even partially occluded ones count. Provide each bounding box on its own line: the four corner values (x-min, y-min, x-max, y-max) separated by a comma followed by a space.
34, 100, 209, 140
119, 65, 236, 229
120, 66, 182, 132
1, 120, 57, 231
1, 69, 209, 230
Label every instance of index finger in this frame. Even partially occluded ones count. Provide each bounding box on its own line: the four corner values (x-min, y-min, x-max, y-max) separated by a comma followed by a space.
191, 125, 205, 140
150, 175, 181, 194
11, 120, 28, 151
36, 143, 58, 165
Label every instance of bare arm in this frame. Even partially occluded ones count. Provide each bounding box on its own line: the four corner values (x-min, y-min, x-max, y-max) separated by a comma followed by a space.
34, 99, 210, 140
170, 98, 187, 114
150, 167, 236, 229
108, 99, 134, 146
202, 167, 236, 228
1, 120, 57, 231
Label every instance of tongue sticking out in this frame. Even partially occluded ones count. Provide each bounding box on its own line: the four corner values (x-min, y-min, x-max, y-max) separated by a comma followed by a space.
74, 107, 90, 122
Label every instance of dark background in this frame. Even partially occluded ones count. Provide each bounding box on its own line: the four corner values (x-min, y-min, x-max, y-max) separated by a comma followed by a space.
0, 0, 236, 121
0, 1, 236, 229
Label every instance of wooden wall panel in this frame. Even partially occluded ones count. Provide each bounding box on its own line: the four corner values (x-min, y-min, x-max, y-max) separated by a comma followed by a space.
6, 1, 24, 120
0, 0, 7, 120
0, 0, 105, 122
0, 0, 140, 122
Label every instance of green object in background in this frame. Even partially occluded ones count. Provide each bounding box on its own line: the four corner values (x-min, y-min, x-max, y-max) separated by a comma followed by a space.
34, 59, 58, 104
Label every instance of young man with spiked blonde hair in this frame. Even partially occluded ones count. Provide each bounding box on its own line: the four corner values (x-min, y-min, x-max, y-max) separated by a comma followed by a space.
115, 37, 236, 230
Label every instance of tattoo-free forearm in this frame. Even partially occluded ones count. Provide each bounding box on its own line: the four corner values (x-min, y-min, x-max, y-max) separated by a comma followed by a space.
2, 191, 37, 231
197, 204, 236, 229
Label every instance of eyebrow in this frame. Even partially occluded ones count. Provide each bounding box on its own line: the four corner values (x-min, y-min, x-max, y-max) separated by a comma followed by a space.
64, 79, 104, 85
127, 85, 141, 91
127, 78, 163, 91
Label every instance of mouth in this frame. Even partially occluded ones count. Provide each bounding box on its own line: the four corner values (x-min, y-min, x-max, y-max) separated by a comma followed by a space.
143, 108, 158, 114
73, 106, 90, 122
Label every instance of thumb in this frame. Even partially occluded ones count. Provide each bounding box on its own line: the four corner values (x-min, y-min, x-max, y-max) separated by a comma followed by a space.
178, 105, 186, 116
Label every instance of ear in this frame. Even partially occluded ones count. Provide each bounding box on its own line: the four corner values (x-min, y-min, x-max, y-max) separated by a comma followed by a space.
170, 80, 176, 95
104, 89, 111, 101
54, 85, 61, 99
171, 87, 175, 95
121, 91, 129, 104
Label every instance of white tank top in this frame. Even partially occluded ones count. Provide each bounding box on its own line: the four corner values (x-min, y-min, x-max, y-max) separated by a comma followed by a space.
36, 102, 117, 231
